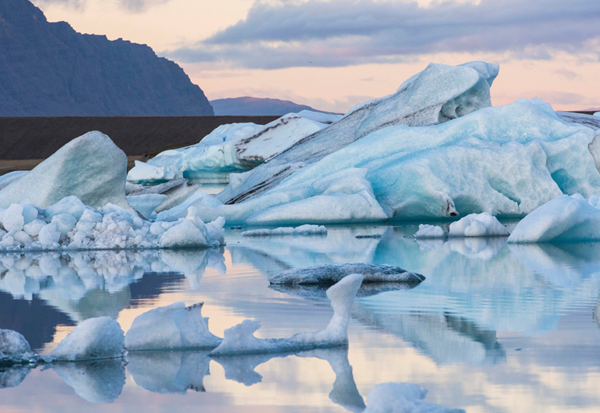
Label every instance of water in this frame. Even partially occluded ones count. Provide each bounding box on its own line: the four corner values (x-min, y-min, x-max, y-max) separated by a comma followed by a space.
1, 224, 599, 412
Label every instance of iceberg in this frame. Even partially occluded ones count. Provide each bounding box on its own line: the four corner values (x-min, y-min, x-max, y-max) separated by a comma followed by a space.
508, 195, 600, 243
363, 382, 464, 413
241, 225, 327, 237
414, 225, 447, 239
217, 61, 499, 205
0, 329, 38, 366
556, 111, 600, 130
448, 213, 509, 237
49, 317, 125, 361
0, 197, 225, 251
126, 194, 167, 219
0, 171, 28, 191
0, 132, 130, 210
128, 111, 329, 184
210, 273, 364, 356
125, 302, 222, 351
269, 263, 424, 286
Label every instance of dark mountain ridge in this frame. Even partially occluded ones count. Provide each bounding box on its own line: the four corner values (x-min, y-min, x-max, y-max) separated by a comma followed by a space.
211, 96, 333, 116
0, 0, 213, 116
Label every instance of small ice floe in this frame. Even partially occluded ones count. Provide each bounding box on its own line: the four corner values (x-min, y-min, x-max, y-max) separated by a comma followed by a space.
125, 302, 222, 351
209, 274, 364, 356
414, 213, 508, 240
0, 329, 39, 366
241, 225, 327, 237
363, 382, 464, 413
269, 263, 424, 286
50, 317, 125, 361
508, 194, 600, 243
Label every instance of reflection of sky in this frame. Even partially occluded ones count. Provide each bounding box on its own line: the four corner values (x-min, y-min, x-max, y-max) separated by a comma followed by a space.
1, 225, 600, 412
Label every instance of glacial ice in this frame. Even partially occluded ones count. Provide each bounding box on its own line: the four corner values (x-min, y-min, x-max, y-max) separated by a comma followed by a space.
210, 274, 364, 355
128, 111, 329, 184
269, 263, 424, 286
0, 329, 38, 365
414, 225, 447, 239
241, 225, 327, 237
171, 98, 599, 224
50, 317, 125, 361
217, 61, 499, 205
0, 171, 28, 191
363, 382, 464, 413
556, 111, 600, 130
0, 132, 130, 210
0, 197, 225, 251
508, 195, 600, 243
125, 302, 222, 351
126, 194, 168, 219
51, 359, 126, 403
448, 213, 509, 237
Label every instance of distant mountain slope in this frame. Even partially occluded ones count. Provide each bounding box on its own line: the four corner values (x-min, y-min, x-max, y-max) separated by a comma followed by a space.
211, 96, 330, 116
0, 0, 213, 116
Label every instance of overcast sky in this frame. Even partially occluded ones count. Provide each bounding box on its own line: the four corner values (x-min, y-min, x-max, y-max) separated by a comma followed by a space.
32, 0, 600, 112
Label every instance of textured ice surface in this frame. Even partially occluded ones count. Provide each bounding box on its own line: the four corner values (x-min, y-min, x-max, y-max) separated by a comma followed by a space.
0, 171, 28, 191
210, 274, 364, 355
0, 198, 225, 251
508, 195, 600, 243
241, 225, 327, 237
0, 132, 129, 210
414, 225, 447, 239
126, 194, 167, 219
125, 302, 222, 351
128, 111, 328, 184
50, 317, 125, 361
364, 382, 464, 413
269, 263, 424, 286
51, 359, 126, 403
0, 330, 38, 365
556, 111, 600, 130
171, 98, 598, 224
218, 61, 498, 205
448, 213, 509, 237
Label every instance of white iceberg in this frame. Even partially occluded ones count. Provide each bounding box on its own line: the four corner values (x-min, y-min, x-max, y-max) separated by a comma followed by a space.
0, 197, 225, 251
448, 213, 509, 237
241, 225, 327, 237
269, 263, 424, 286
210, 273, 364, 355
128, 111, 329, 184
0, 329, 38, 365
414, 225, 447, 239
50, 317, 125, 361
125, 302, 222, 351
0, 132, 130, 210
364, 382, 464, 413
508, 194, 600, 243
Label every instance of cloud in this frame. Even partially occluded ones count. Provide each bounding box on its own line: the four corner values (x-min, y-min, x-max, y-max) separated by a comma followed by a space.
34, 0, 172, 13
167, 0, 600, 69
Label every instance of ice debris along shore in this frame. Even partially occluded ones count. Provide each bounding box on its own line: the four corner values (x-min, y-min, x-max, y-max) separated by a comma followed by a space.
127, 110, 342, 184
414, 213, 509, 239
211, 274, 364, 355
269, 263, 425, 286
0, 197, 225, 250
241, 225, 327, 237
508, 194, 600, 243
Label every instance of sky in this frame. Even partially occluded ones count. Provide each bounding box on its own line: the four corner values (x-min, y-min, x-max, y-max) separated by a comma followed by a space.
31, 0, 600, 113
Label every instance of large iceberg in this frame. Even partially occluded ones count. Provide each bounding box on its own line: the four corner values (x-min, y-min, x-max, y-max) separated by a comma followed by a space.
508, 194, 600, 243
0, 132, 129, 210
50, 317, 125, 361
125, 302, 222, 351
164, 98, 598, 224
210, 273, 364, 355
128, 111, 333, 184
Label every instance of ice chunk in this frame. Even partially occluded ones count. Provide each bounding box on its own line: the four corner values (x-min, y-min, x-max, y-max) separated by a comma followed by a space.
51, 359, 125, 403
218, 61, 498, 204
364, 382, 464, 413
448, 213, 509, 237
125, 302, 222, 351
269, 263, 424, 286
50, 317, 125, 361
0, 330, 38, 365
414, 225, 447, 239
210, 274, 364, 356
0, 132, 130, 210
127, 194, 168, 219
508, 195, 600, 243
242, 225, 327, 237
45, 196, 86, 220
0, 171, 28, 191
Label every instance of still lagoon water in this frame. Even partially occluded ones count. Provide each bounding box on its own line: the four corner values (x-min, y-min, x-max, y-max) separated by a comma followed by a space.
1, 223, 599, 412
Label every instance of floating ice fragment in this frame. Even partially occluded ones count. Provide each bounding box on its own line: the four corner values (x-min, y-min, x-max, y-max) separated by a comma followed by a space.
448, 213, 509, 237
0, 329, 38, 366
50, 317, 125, 361
241, 225, 327, 237
414, 225, 447, 239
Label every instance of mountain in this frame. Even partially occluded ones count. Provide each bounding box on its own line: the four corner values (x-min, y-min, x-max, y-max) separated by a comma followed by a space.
0, 0, 213, 116
211, 96, 330, 116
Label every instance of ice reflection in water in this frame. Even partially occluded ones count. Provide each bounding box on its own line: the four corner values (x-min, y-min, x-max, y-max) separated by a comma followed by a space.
0, 225, 599, 412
